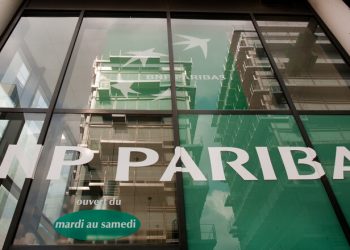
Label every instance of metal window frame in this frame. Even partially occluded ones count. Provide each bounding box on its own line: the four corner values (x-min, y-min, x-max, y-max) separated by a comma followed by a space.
251, 13, 350, 244
0, 4, 349, 249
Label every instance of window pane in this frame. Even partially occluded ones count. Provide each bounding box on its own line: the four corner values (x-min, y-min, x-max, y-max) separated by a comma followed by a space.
172, 19, 288, 110
15, 114, 178, 246
0, 113, 44, 248
302, 115, 350, 225
0, 187, 16, 246
0, 17, 78, 108
179, 114, 348, 249
257, 17, 350, 110
57, 18, 171, 110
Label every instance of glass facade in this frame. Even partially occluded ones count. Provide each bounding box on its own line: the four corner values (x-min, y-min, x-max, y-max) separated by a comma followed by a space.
180, 115, 348, 249
57, 17, 172, 110
0, 7, 350, 250
0, 17, 78, 108
172, 19, 287, 110
0, 113, 45, 246
302, 115, 350, 225
15, 114, 177, 245
257, 17, 350, 110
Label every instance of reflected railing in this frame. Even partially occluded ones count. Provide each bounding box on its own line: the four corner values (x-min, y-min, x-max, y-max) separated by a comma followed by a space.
200, 224, 216, 241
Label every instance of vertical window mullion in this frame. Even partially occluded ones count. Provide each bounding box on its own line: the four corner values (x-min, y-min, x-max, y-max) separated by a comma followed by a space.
251, 12, 350, 245
2, 11, 85, 250
166, 11, 188, 250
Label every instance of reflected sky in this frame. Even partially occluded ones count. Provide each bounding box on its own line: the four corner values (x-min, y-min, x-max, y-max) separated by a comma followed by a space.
184, 115, 240, 249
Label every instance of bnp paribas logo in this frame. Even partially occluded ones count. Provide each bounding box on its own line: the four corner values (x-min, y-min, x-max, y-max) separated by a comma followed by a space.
120, 34, 211, 68
108, 74, 171, 101
123, 48, 167, 67
174, 34, 211, 59
103, 35, 212, 100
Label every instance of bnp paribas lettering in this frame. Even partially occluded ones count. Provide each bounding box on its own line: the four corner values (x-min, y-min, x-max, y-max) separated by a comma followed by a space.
146, 74, 226, 81
0, 145, 350, 181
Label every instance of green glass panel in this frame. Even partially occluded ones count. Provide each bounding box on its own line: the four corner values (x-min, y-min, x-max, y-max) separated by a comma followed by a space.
302, 115, 350, 224
172, 19, 288, 110
57, 18, 171, 110
179, 114, 347, 250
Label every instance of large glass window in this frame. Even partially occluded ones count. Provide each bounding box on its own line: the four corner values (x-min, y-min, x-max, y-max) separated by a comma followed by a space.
172, 19, 287, 110
14, 114, 178, 245
1, 11, 349, 250
302, 115, 350, 225
0, 113, 44, 248
56, 17, 171, 110
179, 114, 348, 250
257, 16, 350, 110
0, 17, 78, 108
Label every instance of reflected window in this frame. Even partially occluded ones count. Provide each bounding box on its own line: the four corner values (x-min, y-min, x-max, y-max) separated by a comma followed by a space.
0, 187, 17, 246
0, 113, 44, 248
302, 115, 350, 225
179, 114, 348, 249
15, 114, 178, 245
0, 17, 78, 108
172, 19, 287, 110
57, 18, 171, 110
257, 17, 350, 110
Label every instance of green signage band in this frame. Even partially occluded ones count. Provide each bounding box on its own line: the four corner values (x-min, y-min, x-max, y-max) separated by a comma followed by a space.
54, 210, 141, 240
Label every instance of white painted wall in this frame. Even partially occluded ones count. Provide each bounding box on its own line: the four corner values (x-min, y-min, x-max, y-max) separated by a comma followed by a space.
0, 0, 22, 37
308, 0, 350, 56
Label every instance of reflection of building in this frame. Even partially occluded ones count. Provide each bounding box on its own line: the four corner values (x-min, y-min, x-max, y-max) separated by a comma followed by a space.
179, 116, 217, 250
0, 17, 71, 109
64, 54, 203, 244
66, 53, 180, 242
91, 55, 195, 110
217, 30, 285, 110
258, 19, 350, 110
85, 53, 213, 246
1, 1, 350, 249
68, 114, 178, 243
211, 115, 345, 249
0, 114, 43, 246
174, 60, 196, 110
92, 55, 172, 109
213, 116, 298, 249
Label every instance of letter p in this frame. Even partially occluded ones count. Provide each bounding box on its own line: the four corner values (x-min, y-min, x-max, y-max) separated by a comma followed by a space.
116, 147, 159, 181
47, 146, 94, 180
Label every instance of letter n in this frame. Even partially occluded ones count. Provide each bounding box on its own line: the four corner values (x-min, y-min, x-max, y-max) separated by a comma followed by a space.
0, 144, 43, 179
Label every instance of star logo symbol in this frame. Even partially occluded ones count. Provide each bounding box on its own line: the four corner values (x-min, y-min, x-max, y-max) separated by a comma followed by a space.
152, 88, 171, 101
110, 74, 140, 97
174, 34, 211, 58
123, 48, 167, 67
